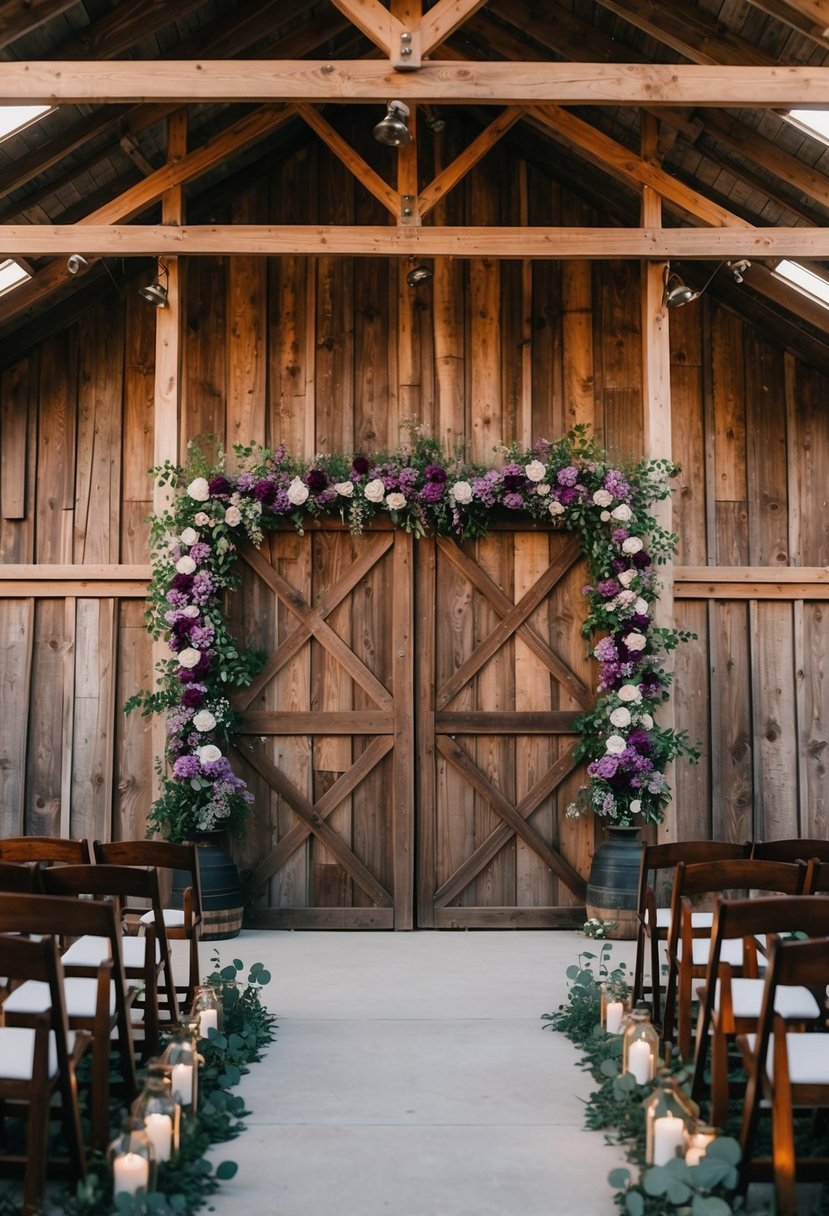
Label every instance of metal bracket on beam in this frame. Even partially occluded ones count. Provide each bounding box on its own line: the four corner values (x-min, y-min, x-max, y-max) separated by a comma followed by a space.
391, 28, 421, 72
399, 194, 420, 226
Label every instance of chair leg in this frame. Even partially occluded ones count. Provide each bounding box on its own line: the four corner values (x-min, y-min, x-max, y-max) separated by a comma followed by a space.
772, 1031, 798, 1216
709, 1027, 731, 1128
632, 921, 646, 1007
23, 1084, 49, 1216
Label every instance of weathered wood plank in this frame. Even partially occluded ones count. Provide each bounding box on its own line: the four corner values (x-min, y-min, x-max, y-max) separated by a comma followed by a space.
121, 290, 155, 564
391, 530, 414, 927
35, 332, 77, 564
226, 182, 267, 451
0, 598, 34, 835
69, 598, 117, 842
0, 358, 28, 520
800, 602, 829, 839
433, 905, 585, 928
751, 599, 798, 841
114, 599, 154, 841
74, 306, 124, 564
709, 601, 753, 844
745, 331, 788, 568
25, 601, 68, 835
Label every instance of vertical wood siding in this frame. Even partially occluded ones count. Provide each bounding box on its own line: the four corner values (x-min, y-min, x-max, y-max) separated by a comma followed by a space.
1, 133, 827, 904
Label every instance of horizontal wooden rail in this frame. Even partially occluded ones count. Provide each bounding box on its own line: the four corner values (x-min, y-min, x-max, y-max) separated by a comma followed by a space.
2, 564, 829, 600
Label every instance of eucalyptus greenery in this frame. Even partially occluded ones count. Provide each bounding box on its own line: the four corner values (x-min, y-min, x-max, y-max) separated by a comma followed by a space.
50, 954, 277, 1216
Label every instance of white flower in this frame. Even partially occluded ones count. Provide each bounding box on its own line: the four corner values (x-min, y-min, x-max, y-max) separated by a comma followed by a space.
548, 499, 565, 516
621, 536, 644, 555
181, 606, 200, 619
611, 503, 633, 522
386, 492, 406, 511
605, 734, 627, 756
536, 483, 551, 496
193, 710, 217, 732
525, 460, 546, 483
187, 477, 210, 502
175, 555, 196, 575
640, 713, 654, 730
617, 684, 642, 704
618, 569, 637, 588
178, 647, 201, 669
224, 505, 242, 527
624, 631, 647, 652
629, 799, 642, 816
287, 476, 309, 506
197, 744, 222, 764
450, 480, 473, 505
180, 527, 198, 546
600, 510, 611, 522
364, 478, 386, 503
334, 481, 354, 498
194, 512, 210, 526
634, 597, 649, 616
610, 707, 632, 728
615, 589, 636, 606
592, 489, 613, 508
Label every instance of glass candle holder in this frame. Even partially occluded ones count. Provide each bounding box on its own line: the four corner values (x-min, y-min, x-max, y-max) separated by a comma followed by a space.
622, 1003, 659, 1086
161, 1019, 200, 1114
643, 1071, 699, 1166
684, 1123, 717, 1167
109, 1116, 155, 1198
132, 1063, 181, 1163
191, 984, 222, 1039
600, 984, 627, 1035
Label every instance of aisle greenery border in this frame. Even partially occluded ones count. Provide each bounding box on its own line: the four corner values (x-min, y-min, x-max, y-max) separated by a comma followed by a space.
126, 426, 698, 842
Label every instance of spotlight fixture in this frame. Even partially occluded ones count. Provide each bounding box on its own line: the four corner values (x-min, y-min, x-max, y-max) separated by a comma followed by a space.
405, 257, 433, 287
66, 253, 88, 275
661, 261, 729, 310
373, 100, 412, 146
139, 262, 169, 307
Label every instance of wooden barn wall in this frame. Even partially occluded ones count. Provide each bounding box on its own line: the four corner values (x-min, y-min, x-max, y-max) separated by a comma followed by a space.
0, 132, 827, 882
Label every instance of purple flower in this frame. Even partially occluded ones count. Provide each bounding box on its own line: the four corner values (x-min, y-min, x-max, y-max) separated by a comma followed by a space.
172, 755, 201, 779
628, 729, 653, 756
421, 481, 445, 503
639, 673, 662, 700
556, 466, 579, 487
424, 464, 447, 483
172, 617, 196, 640
171, 572, 194, 593
208, 475, 231, 497
306, 468, 328, 494
190, 625, 215, 648
166, 590, 188, 607
594, 637, 618, 662
630, 613, 650, 631
611, 558, 628, 573
588, 755, 620, 778
597, 579, 621, 599
254, 479, 276, 504
190, 542, 211, 564
352, 455, 370, 476
604, 469, 632, 500
191, 573, 215, 605
558, 486, 578, 506
202, 757, 234, 780
182, 686, 206, 708
612, 528, 629, 544
633, 551, 652, 569
236, 471, 255, 493
503, 491, 525, 509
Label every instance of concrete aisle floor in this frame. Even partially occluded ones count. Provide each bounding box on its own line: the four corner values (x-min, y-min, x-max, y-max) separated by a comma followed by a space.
202, 929, 634, 1216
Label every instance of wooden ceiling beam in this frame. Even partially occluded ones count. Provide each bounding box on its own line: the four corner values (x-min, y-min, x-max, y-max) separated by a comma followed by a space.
742, 1, 829, 51
2, 224, 828, 258
591, 0, 776, 67
295, 104, 400, 216
7, 61, 829, 107
417, 106, 524, 216
0, 0, 77, 52
419, 0, 490, 55
328, 0, 408, 59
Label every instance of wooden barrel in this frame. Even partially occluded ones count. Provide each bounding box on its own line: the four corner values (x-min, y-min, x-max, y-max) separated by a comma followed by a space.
173, 833, 243, 941
585, 827, 644, 941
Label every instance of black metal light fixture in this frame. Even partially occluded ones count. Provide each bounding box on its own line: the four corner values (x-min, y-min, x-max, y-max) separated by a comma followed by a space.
139, 262, 169, 307
662, 261, 736, 309
405, 257, 433, 287
66, 253, 88, 275
373, 100, 412, 146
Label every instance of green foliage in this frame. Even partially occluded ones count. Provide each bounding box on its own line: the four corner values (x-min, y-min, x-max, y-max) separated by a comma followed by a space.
541, 943, 630, 1048
52, 956, 277, 1216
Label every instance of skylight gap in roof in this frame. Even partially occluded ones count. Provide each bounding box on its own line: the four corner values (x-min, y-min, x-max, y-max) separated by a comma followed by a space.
786, 110, 829, 145
0, 105, 52, 142
774, 260, 829, 311
0, 260, 31, 297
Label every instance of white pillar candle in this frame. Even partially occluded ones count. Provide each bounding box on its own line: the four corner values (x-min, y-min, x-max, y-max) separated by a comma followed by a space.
628, 1039, 653, 1085
605, 1000, 624, 1035
144, 1112, 173, 1163
198, 1008, 218, 1038
653, 1113, 686, 1166
113, 1151, 149, 1196
171, 1062, 193, 1106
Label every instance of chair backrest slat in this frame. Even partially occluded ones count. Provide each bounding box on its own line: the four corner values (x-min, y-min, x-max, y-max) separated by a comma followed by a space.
0, 836, 91, 865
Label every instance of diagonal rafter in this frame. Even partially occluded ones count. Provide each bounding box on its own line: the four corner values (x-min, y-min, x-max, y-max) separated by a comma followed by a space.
436, 535, 592, 710
437, 736, 587, 897
418, 106, 524, 216
419, 0, 491, 54
238, 733, 394, 899
234, 536, 394, 711
295, 104, 400, 216
235, 737, 394, 907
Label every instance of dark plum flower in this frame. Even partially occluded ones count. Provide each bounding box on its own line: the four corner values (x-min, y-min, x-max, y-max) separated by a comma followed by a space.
306, 468, 328, 494
611, 557, 628, 573
502, 473, 524, 492
558, 486, 578, 506
633, 551, 652, 569
208, 475, 231, 496
182, 686, 206, 708
630, 613, 650, 630
352, 455, 370, 476
628, 729, 653, 755
424, 464, 447, 484
253, 479, 276, 504
639, 673, 662, 700
171, 572, 194, 593
420, 481, 445, 503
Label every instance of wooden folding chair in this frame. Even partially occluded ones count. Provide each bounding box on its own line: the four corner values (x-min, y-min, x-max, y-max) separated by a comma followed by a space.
738, 935, 829, 1216
0, 892, 137, 1149
662, 858, 806, 1059
0, 861, 41, 894
751, 838, 829, 864
0, 836, 92, 865
94, 839, 203, 1007
691, 894, 829, 1125
631, 840, 750, 1025
40, 863, 179, 1059
0, 934, 87, 1216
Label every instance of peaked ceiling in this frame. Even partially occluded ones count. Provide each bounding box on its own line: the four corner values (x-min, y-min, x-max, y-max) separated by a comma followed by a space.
3, 0, 829, 369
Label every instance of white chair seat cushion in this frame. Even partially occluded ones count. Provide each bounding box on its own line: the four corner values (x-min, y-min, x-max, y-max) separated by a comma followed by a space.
61, 933, 160, 968
652, 908, 713, 931
0, 1027, 58, 1079
3, 977, 116, 1019
140, 908, 185, 929
744, 1033, 829, 1084
715, 978, 820, 1020
678, 935, 766, 966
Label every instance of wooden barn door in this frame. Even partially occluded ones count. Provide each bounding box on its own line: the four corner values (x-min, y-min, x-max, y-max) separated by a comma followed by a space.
230, 523, 414, 929
416, 529, 595, 928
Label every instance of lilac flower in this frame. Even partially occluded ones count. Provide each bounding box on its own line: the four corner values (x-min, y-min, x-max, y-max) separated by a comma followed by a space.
191, 573, 215, 605
611, 528, 629, 544
557, 466, 579, 487
172, 755, 201, 779
597, 579, 621, 599
202, 756, 234, 780
558, 486, 578, 506
421, 481, 445, 503
190, 542, 212, 564
190, 625, 215, 649
604, 469, 632, 500
236, 471, 255, 493
166, 590, 188, 607
588, 755, 619, 778
532, 438, 552, 458
594, 637, 618, 662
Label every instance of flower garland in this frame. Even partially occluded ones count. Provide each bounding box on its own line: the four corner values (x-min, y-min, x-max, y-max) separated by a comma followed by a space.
126, 426, 697, 842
